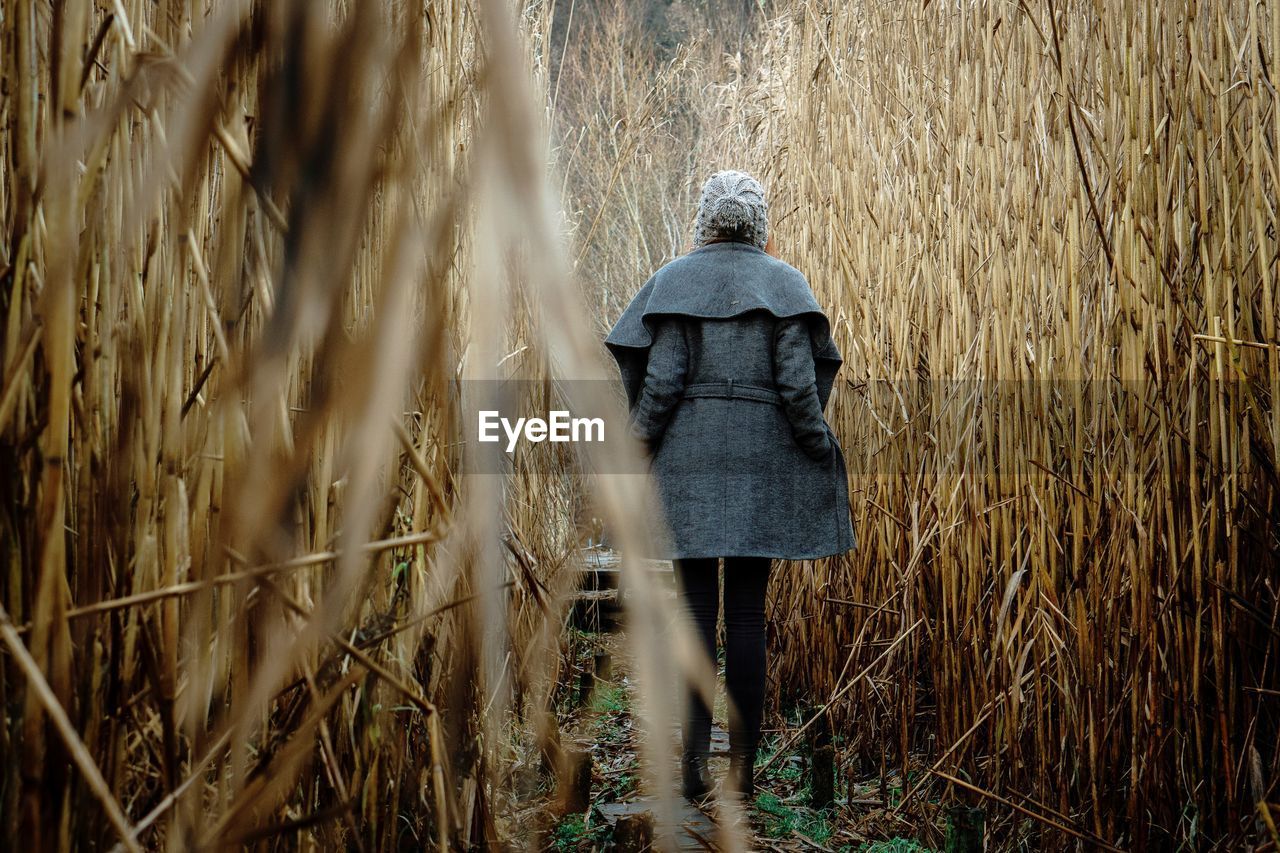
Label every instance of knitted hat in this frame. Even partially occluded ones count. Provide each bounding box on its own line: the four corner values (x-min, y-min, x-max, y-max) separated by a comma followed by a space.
692, 170, 769, 250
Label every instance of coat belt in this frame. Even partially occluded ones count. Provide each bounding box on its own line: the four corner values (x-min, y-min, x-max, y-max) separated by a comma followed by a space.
682, 381, 782, 405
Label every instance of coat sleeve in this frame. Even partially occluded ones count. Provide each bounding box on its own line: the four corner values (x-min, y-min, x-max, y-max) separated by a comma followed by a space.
773, 317, 833, 460
628, 318, 689, 446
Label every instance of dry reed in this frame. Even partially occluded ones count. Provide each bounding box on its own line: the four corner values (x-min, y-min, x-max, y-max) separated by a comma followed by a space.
677, 1, 1279, 847
7, 0, 1278, 848
0, 0, 681, 849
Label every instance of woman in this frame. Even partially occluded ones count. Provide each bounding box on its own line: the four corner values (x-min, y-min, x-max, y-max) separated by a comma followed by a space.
605, 170, 856, 801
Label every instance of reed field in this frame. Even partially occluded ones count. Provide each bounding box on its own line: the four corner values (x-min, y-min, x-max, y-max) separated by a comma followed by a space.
0, 0, 649, 848
1, 0, 1278, 850
731, 3, 1280, 849
565, 0, 1280, 848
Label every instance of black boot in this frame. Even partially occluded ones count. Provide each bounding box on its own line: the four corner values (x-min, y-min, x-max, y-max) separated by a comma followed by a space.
681, 752, 712, 800
727, 752, 756, 800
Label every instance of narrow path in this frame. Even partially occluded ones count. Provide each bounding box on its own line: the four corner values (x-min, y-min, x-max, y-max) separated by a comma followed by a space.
552, 634, 909, 850
546, 549, 932, 851
584, 629, 732, 851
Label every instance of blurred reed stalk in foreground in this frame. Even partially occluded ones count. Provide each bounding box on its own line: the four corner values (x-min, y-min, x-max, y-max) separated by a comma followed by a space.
0, 0, 707, 848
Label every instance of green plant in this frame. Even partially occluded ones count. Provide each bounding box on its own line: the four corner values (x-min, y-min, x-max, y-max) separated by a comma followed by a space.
590, 683, 629, 716
552, 813, 608, 851
859, 839, 934, 853
753, 792, 834, 843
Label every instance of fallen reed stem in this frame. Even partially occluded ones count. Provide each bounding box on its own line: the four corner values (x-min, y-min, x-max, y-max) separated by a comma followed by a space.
755, 617, 924, 778
931, 769, 1124, 853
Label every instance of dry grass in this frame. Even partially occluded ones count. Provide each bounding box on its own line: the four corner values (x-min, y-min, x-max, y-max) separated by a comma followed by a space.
677, 0, 1279, 847
0, 0, 684, 848
5, 0, 1279, 849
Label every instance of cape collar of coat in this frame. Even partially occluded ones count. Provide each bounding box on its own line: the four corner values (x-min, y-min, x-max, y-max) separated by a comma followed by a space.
605, 239, 844, 410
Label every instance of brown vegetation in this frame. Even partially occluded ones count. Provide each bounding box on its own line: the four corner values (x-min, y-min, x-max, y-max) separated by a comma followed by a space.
659, 1, 1279, 847
2, 0, 1278, 849
0, 0, 632, 848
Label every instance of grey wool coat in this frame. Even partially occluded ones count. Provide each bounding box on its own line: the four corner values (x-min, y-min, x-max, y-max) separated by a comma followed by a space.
605, 239, 856, 560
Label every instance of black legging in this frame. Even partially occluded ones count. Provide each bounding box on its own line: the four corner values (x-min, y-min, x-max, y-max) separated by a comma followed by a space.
673, 556, 771, 765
